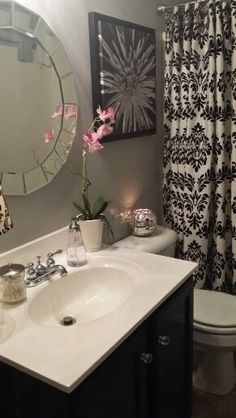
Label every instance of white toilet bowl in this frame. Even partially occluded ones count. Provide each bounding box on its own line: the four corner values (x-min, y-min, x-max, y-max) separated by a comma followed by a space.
115, 228, 236, 395
193, 289, 236, 395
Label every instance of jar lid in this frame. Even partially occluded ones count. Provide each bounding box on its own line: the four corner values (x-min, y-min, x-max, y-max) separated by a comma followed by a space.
0, 262, 25, 279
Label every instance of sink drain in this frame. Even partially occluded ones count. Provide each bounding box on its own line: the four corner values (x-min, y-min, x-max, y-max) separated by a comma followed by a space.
60, 316, 76, 326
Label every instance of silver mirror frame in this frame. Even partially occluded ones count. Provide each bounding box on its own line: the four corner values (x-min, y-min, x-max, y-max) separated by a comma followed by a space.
0, 0, 78, 195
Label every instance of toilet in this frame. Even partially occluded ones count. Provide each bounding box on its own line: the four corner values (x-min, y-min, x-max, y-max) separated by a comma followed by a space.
114, 225, 177, 257
115, 225, 236, 395
193, 289, 236, 395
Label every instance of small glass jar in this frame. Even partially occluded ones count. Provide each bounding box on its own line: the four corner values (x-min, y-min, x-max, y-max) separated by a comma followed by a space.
130, 209, 157, 237
0, 262, 27, 304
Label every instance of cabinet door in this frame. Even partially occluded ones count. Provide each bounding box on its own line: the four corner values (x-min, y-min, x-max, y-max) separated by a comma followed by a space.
73, 323, 150, 418
149, 279, 193, 418
0, 362, 71, 418
0, 362, 15, 418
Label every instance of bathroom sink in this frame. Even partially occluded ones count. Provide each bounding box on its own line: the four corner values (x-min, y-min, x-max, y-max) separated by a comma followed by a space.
0, 226, 198, 394
27, 260, 144, 327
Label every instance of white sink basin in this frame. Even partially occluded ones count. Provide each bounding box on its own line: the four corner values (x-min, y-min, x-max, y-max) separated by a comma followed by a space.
0, 226, 197, 392
27, 260, 143, 327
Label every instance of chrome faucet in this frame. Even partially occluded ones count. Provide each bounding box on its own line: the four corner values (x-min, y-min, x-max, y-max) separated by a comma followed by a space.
25, 249, 68, 288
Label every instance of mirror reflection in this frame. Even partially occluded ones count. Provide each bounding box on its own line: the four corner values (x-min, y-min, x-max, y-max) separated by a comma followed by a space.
0, 1, 78, 195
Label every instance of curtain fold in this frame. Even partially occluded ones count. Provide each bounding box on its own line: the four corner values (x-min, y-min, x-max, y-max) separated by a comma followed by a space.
163, 0, 236, 292
0, 186, 13, 235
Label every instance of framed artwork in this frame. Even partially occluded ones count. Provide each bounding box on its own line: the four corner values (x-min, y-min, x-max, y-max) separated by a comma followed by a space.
88, 12, 156, 141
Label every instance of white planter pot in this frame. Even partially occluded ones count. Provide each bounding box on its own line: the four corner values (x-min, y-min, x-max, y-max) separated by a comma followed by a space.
79, 218, 103, 252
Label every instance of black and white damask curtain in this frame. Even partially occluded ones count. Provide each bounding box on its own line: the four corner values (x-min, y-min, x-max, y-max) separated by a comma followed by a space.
163, 0, 236, 292
0, 186, 13, 235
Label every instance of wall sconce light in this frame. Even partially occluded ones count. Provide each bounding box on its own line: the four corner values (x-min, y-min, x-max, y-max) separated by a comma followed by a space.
130, 208, 157, 237
0, 186, 13, 235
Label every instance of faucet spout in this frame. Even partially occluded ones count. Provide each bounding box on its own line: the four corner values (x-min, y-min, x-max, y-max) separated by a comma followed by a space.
25, 264, 68, 288
54, 265, 68, 276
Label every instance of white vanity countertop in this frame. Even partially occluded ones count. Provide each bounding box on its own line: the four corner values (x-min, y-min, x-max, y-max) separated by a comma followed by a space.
0, 227, 197, 393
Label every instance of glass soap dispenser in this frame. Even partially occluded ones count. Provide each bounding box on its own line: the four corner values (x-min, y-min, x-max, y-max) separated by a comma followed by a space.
66, 217, 87, 267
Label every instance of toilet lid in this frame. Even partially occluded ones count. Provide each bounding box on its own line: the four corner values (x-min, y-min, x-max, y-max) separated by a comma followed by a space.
194, 289, 236, 328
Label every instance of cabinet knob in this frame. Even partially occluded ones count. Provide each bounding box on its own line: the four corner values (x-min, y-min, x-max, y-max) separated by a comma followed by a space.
158, 335, 170, 346
140, 353, 153, 364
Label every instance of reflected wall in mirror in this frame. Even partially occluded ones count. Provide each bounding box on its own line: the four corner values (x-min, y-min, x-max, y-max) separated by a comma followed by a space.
0, 0, 78, 195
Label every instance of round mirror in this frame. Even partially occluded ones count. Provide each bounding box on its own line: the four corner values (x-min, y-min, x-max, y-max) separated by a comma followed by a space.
0, 1, 78, 195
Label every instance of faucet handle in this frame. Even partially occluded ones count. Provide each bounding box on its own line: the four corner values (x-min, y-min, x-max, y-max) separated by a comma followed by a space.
48, 249, 63, 257
26, 262, 35, 277
46, 249, 63, 268
35, 255, 47, 275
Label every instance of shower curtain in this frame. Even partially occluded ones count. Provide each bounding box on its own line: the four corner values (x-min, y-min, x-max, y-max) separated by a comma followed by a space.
0, 185, 13, 235
163, 0, 236, 292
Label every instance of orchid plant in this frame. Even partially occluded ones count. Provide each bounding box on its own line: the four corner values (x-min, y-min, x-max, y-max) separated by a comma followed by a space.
44, 104, 115, 238
73, 106, 115, 237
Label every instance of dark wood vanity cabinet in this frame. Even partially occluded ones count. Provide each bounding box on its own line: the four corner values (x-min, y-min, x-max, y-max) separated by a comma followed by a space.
148, 278, 193, 418
73, 322, 148, 418
1, 277, 193, 418
75, 277, 193, 418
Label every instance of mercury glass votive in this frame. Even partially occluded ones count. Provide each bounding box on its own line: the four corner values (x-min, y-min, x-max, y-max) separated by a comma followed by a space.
130, 209, 157, 237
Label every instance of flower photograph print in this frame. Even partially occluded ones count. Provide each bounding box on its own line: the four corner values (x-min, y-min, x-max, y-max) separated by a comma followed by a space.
89, 13, 156, 141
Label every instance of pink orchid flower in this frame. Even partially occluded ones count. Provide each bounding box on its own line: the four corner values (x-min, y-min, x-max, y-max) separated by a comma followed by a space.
51, 105, 63, 119
82, 131, 104, 153
44, 128, 55, 143
97, 124, 113, 138
96, 106, 115, 122
52, 104, 78, 119
64, 104, 78, 120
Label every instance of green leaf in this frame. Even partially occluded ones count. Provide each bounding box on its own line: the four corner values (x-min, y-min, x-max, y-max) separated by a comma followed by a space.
73, 202, 86, 218
73, 201, 87, 218
92, 196, 108, 219
100, 214, 115, 243
82, 193, 92, 219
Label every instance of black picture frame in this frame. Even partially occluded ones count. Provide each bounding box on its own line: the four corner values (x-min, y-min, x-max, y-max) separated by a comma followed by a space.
88, 12, 156, 142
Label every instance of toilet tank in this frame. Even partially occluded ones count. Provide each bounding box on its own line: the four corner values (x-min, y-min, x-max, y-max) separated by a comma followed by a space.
114, 225, 177, 257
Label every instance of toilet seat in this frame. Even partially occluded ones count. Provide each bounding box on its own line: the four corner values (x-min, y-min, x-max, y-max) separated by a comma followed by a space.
194, 322, 236, 335
194, 289, 236, 335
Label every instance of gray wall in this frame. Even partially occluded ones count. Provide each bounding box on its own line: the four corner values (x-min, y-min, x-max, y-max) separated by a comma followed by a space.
1, 0, 166, 253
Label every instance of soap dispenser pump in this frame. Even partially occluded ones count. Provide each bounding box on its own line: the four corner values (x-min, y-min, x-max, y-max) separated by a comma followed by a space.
66, 217, 87, 267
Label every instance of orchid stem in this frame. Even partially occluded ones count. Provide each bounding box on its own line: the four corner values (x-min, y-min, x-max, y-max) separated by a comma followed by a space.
82, 145, 88, 200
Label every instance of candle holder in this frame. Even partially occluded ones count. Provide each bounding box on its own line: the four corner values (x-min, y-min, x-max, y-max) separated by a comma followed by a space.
130, 208, 157, 237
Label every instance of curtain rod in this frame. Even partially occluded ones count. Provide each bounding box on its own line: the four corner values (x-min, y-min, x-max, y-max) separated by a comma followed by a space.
157, 0, 207, 12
